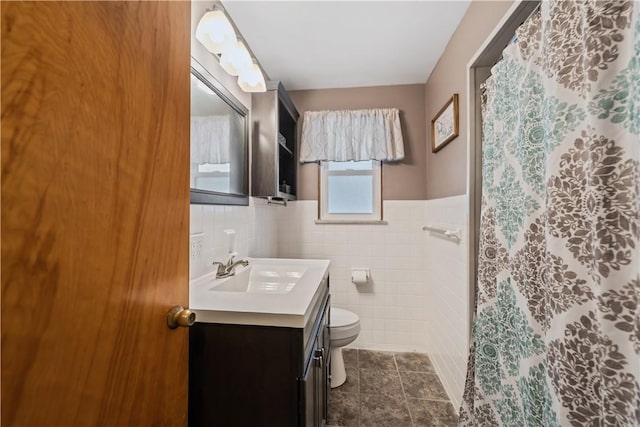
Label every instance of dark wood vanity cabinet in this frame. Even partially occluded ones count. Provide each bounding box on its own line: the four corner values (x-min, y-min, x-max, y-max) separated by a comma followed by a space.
188, 278, 331, 427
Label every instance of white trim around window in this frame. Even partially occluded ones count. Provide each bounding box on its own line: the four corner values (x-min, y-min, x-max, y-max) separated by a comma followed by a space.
317, 160, 385, 224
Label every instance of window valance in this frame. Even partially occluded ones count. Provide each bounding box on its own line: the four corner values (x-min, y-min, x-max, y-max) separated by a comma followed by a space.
190, 115, 230, 164
299, 108, 404, 163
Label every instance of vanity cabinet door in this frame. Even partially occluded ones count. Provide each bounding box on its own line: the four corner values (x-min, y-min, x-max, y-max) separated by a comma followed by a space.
301, 360, 316, 427
313, 300, 330, 426
300, 292, 330, 427
321, 303, 331, 423
311, 343, 326, 427
301, 348, 322, 427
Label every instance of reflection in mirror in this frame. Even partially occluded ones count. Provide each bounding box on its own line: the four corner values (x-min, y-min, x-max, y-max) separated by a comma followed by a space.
190, 59, 249, 205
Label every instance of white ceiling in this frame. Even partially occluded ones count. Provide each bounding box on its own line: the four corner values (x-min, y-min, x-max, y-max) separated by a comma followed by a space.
222, 1, 471, 91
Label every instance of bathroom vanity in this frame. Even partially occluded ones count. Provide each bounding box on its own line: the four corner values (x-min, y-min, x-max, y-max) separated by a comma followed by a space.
188, 258, 331, 427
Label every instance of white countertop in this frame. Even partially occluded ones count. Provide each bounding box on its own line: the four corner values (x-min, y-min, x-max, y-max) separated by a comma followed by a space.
189, 258, 330, 328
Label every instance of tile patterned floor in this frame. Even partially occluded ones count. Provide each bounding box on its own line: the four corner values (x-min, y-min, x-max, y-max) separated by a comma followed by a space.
328, 349, 459, 427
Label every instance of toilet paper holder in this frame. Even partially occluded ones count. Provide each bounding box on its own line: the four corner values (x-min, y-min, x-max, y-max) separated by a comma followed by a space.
351, 268, 370, 284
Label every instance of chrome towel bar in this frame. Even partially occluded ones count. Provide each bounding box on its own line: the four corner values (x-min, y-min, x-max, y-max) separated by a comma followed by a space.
422, 224, 462, 241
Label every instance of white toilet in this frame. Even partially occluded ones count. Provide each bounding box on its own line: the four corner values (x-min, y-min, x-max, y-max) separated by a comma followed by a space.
329, 307, 361, 388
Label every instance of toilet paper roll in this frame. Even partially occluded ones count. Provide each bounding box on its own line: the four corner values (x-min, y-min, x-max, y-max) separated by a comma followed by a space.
351, 269, 369, 285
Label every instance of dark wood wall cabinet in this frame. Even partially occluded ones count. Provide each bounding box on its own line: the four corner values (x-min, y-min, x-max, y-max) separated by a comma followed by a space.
189, 278, 331, 426
251, 81, 299, 202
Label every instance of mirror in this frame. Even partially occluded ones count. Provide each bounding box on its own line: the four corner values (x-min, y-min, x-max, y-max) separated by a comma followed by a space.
190, 58, 249, 205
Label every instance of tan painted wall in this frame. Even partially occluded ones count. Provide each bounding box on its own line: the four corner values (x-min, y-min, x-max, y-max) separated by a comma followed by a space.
290, 84, 427, 200
425, 0, 513, 199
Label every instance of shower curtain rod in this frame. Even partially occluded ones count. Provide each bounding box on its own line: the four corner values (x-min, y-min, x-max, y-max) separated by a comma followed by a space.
499, 1, 541, 60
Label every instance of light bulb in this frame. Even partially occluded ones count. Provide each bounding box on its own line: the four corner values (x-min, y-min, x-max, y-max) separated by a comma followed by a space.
238, 63, 266, 93
220, 40, 253, 77
195, 10, 237, 55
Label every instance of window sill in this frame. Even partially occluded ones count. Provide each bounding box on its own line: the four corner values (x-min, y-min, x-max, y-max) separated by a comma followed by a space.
314, 220, 388, 225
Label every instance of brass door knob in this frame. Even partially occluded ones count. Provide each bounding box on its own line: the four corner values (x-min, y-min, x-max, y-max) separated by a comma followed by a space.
167, 305, 196, 329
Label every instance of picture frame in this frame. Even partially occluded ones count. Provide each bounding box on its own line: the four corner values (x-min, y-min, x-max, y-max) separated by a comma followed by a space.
431, 93, 459, 153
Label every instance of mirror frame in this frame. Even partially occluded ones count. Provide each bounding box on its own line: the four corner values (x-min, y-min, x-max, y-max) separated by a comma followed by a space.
190, 57, 249, 206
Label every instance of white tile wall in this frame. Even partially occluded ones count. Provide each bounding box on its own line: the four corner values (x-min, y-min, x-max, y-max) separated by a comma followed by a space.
190, 198, 281, 280
278, 200, 428, 352
189, 195, 471, 410
423, 195, 469, 412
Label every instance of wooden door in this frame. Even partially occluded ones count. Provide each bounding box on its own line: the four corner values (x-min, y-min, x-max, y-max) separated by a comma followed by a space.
1, 2, 190, 425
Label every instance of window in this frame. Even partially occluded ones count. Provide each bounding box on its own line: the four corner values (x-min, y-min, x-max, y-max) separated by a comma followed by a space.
318, 160, 383, 222
192, 163, 231, 193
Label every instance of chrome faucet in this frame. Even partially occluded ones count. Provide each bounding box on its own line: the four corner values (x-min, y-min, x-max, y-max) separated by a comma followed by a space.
212, 255, 249, 278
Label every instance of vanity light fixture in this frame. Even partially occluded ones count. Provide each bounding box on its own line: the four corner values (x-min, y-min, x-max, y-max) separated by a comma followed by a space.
196, 5, 267, 93
195, 9, 236, 55
219, 39, 253, 77
238, 61, 267, 93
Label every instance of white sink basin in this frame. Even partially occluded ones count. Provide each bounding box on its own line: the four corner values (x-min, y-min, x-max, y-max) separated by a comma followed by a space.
210, 263, 308, 294
189, 257, 330, 327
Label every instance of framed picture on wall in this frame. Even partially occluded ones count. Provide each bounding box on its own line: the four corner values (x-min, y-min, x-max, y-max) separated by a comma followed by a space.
431, 93, 459, 153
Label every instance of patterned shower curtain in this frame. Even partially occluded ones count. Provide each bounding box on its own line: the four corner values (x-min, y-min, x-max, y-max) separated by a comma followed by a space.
460, 1, 639, 426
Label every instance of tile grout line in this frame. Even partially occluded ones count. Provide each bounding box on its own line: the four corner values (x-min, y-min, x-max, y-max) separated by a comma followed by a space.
332, 350, 455, 427
393, 354, 415, 427
402, 370, 452, 403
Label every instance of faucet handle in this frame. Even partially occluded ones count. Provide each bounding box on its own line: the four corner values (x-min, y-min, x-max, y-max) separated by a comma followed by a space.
226, 252, 239, 267
212, 261, 226, 275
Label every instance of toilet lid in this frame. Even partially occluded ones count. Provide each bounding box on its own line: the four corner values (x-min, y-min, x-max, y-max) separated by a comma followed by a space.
330, 308, 359, 328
